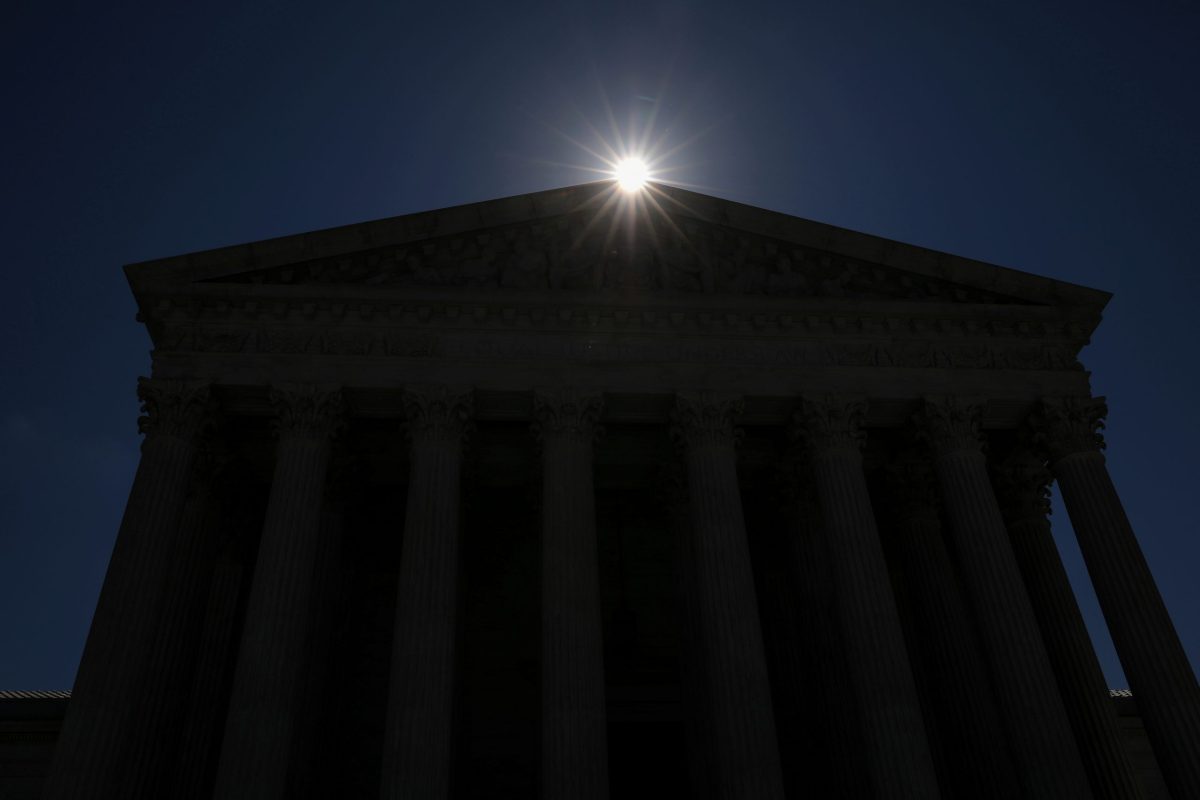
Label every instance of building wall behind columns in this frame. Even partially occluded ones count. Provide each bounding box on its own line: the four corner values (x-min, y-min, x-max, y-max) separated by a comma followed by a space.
739, 447, 813, 800
869, 432, 1020, 799
170, 442, 271, 800
309, 417, 408, 799
738, 422, 870, 798
592, 423, 685, 799
456, 420, 541, 799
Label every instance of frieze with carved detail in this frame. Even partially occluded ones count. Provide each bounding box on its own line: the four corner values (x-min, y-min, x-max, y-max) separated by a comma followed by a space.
144, 294, 1097, 345
154, 322, 1083, 372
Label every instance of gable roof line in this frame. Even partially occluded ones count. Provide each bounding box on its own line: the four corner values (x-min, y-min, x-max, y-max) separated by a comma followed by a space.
124, 182, 1111, 312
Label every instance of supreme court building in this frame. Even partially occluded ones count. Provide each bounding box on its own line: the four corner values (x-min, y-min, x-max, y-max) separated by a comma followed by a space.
25, 183, 1200, 798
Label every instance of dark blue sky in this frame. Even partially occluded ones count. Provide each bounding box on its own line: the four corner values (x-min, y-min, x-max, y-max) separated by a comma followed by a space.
2, 1, 1197, 689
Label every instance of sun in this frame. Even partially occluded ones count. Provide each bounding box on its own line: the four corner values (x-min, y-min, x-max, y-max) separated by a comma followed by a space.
613, 157, 650, 192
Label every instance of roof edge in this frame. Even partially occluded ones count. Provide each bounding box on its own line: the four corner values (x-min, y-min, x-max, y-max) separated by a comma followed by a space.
124, 182, 1111, 313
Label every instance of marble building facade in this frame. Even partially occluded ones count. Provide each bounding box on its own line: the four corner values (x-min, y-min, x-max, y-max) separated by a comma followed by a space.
32, 182, 1200, 798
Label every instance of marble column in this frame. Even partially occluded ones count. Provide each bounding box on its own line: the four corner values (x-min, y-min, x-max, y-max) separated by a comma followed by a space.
774, 458, 869, 797
291, 458, 356, 794
993, 446, 1144, 800
752, 466, 811, 799
792, 397, 940, 800
172, 558, 246, 800
120, 449, 229, 798
173, 471, 263, 799
534, 390, 610, 800
45, 378, 213, 800
1034, 396, 1200, 799
213, 384, 344, 800
380, 386, 472, 800
918, 397, 1090, 799
670, 393, 785, 800
662, 461, 717, 800
882, 448, 1019, 799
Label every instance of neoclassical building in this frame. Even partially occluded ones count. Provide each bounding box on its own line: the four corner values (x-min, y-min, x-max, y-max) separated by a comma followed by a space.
28, 182, 1200, 798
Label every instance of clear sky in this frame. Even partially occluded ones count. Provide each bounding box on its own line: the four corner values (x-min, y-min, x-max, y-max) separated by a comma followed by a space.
2, 1, 1197, 690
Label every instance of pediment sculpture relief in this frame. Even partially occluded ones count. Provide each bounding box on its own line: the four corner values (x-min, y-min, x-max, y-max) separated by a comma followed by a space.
208, 212, 1030, 305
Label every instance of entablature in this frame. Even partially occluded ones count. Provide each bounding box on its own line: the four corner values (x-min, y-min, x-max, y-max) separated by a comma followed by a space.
129, 183, 1106, 423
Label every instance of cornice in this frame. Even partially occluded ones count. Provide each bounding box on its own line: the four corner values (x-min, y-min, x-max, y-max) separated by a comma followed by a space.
138, 289, 1096, 345
151, 330, 1086, 376
139, 280, 1101, 320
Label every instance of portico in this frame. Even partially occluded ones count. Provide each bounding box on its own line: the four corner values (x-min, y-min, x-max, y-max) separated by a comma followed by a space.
43, 182, 1198, 799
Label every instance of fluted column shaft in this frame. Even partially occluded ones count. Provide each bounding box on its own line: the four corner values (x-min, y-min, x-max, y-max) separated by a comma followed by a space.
213, 385, 343, 800
173, 559, 245, 800
672, 394, 785, 800
996, 449, 1143, 800
121, 469, 227, 798
45, 378, 212, 800
884, 453, 1019, 798
750, 477, 809, 799
536, 391, 610, 800
665, 464, 717, 800
291, 496, 350, 792
919, 398, 1090, 799
1036, 396, 1200, 798
380, 387, 472, 800
794, 397, 940, 799
777, 470, 869, 796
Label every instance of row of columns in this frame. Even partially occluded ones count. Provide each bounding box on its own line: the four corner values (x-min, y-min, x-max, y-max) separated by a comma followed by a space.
794, 398, 941, 798
46, 382, 1200, 800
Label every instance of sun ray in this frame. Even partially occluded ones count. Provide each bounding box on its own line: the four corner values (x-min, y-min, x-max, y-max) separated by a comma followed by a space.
518, 158, 616, 178
643, 183, 719, 221
601, 190, 627, 260
640, 188, 701, 255
590, 68, 629, 160
537, 118, 622, 171
568, 187, 625, 252
504, 58, 726, 216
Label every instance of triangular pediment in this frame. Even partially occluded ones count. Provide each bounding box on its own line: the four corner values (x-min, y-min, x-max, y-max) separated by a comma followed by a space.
126, 182, 1110, 313
200, 207, 1029, 306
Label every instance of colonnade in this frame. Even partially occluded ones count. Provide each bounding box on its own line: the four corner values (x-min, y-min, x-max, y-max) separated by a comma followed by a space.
45, 381, 1200, 800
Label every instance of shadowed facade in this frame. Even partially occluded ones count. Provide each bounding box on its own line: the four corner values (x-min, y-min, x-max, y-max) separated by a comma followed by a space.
15, 183, 1199, 799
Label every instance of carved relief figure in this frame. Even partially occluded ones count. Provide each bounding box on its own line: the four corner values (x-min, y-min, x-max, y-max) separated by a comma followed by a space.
501, 235, 549, 289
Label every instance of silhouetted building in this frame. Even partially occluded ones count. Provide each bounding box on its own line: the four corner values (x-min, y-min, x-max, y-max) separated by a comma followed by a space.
10, 183, 1199, 798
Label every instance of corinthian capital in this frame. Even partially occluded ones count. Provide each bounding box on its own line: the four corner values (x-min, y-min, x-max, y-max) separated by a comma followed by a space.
792, 395, 867, 453
532, 389, 603, 442
916, 396, 985, 456
991, 448, 1053, 525
136, 377, 214, 441
270, 383, 345, 441
1030, 396, 1107, 462
402, 385, 473, 445
670, 393, 744, 451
